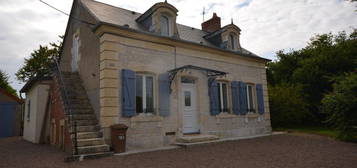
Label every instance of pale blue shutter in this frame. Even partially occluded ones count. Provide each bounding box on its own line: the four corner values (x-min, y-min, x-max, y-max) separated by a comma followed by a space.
209, 79, 219, 115
256, 84, 265, 115
122, 69, 136, 117
159, 73, 170, 117
231, 81, 240, 115
239, 81, 248, 115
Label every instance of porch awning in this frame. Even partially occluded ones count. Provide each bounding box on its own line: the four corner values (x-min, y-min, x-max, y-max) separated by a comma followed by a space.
168, 65, 227, 86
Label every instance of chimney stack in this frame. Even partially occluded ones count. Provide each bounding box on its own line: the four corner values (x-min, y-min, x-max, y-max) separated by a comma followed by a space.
201, 13, 221, 33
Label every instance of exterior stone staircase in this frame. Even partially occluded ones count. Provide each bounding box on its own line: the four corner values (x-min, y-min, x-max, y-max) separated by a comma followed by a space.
59, 72, 112, 160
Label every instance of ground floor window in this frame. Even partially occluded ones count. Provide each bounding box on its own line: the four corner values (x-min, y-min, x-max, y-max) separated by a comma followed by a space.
246, 83, 256, 113
217, 81, 229, 113
136, 74, 154, 113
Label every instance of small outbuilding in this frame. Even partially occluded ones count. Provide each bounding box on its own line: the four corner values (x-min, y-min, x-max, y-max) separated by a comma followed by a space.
20, 76, 52, 143
0, 88, 23, 138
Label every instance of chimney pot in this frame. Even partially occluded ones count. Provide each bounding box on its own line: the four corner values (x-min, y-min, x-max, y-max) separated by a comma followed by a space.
201, 13, 221, 33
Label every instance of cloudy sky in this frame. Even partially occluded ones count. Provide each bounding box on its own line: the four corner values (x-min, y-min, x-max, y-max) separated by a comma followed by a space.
0, 0, 356, 93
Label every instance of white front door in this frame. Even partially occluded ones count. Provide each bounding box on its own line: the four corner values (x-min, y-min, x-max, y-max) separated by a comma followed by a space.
182, 83, 199, 134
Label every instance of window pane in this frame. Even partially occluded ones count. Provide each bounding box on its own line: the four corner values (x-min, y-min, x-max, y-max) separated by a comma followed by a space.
230, 35, 235, 50
136, 75, 143, 113
248, 85, 254, 112
146, 76, 154, 113
217, 83, 222, 112
181, 77, 195, 84
184, 91, 191, 106
160, 15, 169, 36
222, 83, 228, 112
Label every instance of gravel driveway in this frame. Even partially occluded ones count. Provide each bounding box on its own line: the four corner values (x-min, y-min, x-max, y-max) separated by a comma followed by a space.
0, 133, 356, 168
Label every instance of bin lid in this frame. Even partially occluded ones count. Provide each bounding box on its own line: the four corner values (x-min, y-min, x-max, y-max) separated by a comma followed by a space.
111, 124, 128, 129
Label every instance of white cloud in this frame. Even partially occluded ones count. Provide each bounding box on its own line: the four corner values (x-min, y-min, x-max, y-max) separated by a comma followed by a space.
0, 0, 356, 92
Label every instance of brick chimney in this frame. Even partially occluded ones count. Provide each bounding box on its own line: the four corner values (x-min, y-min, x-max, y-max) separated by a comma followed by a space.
201, 13, 221, 33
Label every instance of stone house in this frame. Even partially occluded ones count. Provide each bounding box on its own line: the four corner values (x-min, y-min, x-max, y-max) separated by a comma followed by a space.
48, 0, 271, 157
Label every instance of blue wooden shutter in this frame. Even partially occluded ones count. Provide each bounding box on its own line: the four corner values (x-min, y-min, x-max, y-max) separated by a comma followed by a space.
122, 69, 136, 117
209, 79, 219, 115
256, 84, 265, 115
159, 73, 170, 117
231, 81, 240, 115
239, 81, 248, 115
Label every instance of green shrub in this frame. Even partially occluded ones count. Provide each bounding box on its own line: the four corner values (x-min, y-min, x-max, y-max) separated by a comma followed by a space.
269, 84, 311, 127
322, 71, 357, 141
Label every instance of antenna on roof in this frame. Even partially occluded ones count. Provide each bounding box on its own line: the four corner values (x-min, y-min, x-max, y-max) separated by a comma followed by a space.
231, 18, 234, 24
202, 7, 205, 22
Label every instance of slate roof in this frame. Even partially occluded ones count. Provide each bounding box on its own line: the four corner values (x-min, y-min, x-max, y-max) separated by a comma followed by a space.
80, 0, 268, 61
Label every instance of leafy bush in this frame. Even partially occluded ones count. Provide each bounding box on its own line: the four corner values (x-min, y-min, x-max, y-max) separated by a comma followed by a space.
269, 84, 311, 127
321, 71, 357, 141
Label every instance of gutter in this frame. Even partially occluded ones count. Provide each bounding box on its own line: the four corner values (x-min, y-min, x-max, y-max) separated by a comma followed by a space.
92, 22, 271, 62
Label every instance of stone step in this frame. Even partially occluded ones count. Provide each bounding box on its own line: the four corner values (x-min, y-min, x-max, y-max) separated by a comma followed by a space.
65, 105, 92, 110
77, 138, 106, 147
66, 109, 93, 115
76, 125, 100, 132
76, 132, 102, 139
77, 145, 110, 155
176, 134, 219, 143
72, 120, 98, 126
70, 114, 97, 120
66, 152, 114, 162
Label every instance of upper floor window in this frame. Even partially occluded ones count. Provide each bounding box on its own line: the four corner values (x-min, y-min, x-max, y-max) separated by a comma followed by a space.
160, 15, 170, 36
230, 34, 236, 50
136, 74, 155, 113
217, 81, 229, 113
246, 83, 256, 113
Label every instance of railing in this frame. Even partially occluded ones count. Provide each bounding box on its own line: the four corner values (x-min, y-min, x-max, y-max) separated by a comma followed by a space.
54, 59, 78, 155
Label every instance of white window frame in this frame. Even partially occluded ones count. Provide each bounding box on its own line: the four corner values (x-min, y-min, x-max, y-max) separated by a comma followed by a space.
217, 81, 229, 113
136, 73, 155, 114
230, 34, 237, 50
160, 15, 171, 36
246, 83, 257, 113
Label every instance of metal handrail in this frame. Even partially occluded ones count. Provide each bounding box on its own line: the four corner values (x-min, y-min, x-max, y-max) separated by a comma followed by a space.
54, 59, 78, 155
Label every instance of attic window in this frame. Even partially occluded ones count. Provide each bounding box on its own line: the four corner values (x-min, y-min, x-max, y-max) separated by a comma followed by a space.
230, 34, 236, 50
160, 15, 170, 36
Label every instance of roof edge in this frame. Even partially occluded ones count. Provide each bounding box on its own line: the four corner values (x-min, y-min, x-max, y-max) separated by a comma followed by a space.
93, 22, 271, 62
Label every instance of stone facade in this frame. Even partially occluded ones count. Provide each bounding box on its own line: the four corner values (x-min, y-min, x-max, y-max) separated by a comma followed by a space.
58, 0, 272, 151
97, 30, 271, 150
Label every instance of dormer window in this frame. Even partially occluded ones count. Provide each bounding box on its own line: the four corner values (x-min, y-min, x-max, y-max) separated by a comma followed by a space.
230, 34, 237, 50
160, 15, 170, 36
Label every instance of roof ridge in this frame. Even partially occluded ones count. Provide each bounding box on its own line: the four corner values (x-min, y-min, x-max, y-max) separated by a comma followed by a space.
82, 0, 203, 32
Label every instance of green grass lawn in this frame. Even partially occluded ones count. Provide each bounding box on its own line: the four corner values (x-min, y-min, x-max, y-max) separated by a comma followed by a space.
273, 126, 339, 139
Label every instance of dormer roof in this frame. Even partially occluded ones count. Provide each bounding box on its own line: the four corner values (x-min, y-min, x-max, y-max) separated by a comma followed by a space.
79, 0, 268, 61
136, 2, 178, 23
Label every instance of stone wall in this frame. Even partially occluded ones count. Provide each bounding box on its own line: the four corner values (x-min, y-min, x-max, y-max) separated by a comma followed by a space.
98, 32, 271, 150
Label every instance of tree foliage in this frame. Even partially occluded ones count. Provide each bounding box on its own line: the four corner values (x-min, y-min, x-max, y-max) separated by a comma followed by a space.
0, 69, 17, 96
269, 84, 310, 127
16, 37, 62, 83
322, 71, 357, 141
268, 29, 357, 127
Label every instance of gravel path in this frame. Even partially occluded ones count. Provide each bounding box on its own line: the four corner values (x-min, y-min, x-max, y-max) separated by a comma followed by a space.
0, 133, 356, 168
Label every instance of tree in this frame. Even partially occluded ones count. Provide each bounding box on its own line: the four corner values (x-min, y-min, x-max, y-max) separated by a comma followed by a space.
0, 69, 17, 96
16, 37, 62, 83
322, 71, 357, 141
267, 29, 357, 126
269, 83, 310, 127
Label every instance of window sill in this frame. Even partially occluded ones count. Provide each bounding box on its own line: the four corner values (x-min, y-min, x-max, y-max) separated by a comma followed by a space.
131, 113, 162, 122
216, 112, 237, 119
246, 113, 259, 118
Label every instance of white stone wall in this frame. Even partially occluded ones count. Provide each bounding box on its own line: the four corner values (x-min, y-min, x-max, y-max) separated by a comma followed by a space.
99, 33, 271, 150
23, 83, 50, 143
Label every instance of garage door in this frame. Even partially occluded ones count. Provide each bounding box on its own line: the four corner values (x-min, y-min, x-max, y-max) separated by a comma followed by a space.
0, 103, 17, 138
